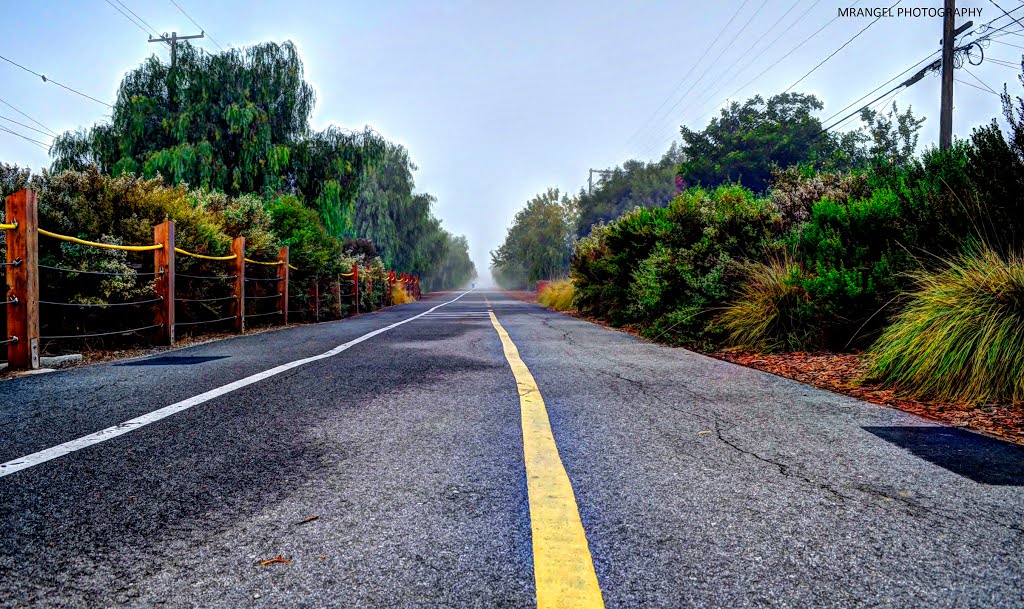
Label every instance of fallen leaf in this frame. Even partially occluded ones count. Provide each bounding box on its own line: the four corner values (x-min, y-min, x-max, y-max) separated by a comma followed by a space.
258, 555, 291, 567
298, 516, 319, 525
697, 430, 712, 436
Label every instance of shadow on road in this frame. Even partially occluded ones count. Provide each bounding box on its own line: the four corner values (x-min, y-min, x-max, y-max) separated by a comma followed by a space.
115, 355, 232, 366
863, 426, 1024, 486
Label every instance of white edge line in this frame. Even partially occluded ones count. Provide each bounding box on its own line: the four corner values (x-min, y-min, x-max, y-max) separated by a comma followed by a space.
0, 291, 470, 479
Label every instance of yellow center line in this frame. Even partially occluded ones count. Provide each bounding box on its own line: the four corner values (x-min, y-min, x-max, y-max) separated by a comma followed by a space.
489, 311, 605, 609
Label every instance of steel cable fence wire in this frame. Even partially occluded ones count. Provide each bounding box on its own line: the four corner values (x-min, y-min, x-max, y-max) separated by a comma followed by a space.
175, 315, 236, 327
40, 296, 164, 308
40, 264, 161, 277
42, 323, 164, 340
174, 295, 236, 303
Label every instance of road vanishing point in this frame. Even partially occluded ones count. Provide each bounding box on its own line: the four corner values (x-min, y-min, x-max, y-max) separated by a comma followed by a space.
1, 290, 1022, 608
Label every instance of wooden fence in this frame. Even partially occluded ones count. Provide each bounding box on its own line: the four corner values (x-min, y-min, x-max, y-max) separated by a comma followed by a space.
1, 189, 420, 370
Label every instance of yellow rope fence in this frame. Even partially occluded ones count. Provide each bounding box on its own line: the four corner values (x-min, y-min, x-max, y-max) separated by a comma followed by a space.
174, 247, 237, 261
39, 228, 162, 252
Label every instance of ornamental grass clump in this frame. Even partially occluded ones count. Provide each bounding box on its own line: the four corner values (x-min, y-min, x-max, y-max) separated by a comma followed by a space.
538, 279, 575, 311
866, 247, 1024, 405
719, 257, 816, 353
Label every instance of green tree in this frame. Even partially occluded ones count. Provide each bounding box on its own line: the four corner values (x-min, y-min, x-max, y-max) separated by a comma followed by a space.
49, 41, 380, 239
491, 188, 577, 288
678, 92, 835, 193
576, 144, 683, 237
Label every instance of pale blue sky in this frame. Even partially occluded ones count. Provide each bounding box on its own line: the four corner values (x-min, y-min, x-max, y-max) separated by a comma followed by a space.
0, 1, 1015, 282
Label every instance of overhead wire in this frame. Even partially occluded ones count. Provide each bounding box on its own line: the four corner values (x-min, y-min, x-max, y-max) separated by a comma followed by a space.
102, 0, 156, 37
0, 96, 57, 136
0, 126, 50, 150
784, 0, 900, 93
622, 0, 753, 151
641, 0, 864, 157
113, 0, 161, 36
992, 0, 1024, 31
0, 114, 56, 139
168, 0, 224, 50
685, 0, 822, 124
0, 54, 113, 108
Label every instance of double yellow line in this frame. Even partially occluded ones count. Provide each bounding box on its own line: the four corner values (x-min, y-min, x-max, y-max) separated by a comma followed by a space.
489, 311, 605, 609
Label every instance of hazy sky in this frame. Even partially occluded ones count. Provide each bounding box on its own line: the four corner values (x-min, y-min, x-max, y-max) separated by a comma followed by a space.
1, 1, 1016, 283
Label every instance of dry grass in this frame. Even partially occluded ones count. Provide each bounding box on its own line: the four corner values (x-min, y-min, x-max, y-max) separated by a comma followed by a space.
538, 279, 575, 311
391, 283, 414, 305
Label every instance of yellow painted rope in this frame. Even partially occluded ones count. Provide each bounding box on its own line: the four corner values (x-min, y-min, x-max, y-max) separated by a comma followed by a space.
39, 228, 162, 252
0, 221, 16, 230
174, 247, 236, 261
244, 257, 284, 266
339, 271, 355, 277
288, 263, 298, 271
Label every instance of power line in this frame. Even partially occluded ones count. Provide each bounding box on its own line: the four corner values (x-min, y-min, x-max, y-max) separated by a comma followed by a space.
963, 66, 1002, 95
821, 51, 939, 126
102, 0, 156, 37
0, 115, 55, 139
630, 0, 775, 156
991, 0, 1024, 32
957, 75, 1001, 96
114, 0, 161, 36
988, 36, 1024, 50
622, 0, 753, 151
640, 0, 863, 158
0, 54, 113, 108
168, 0, 224, 50
784, 0, 900, 93
686, 0, 822, 123
0, 96, 57, 136
0, 125, 50, 150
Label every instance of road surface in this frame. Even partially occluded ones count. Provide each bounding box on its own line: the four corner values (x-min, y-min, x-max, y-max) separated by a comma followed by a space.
1, 290, 1022, 608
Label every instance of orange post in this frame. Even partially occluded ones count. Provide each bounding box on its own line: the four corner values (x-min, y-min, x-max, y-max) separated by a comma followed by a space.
230, 236, 245, 333
153, 220, 175, 346
277, 246, 289, 325
5, 190, 39, 369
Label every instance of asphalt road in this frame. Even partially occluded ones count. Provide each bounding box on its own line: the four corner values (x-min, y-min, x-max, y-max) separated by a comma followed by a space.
0, 290, 1022, 608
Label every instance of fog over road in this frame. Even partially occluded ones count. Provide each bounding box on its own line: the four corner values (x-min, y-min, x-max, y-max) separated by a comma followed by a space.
1, 291, 1021, 608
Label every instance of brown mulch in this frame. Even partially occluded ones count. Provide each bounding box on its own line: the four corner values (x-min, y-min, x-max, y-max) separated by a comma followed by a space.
712, 351, 1024, 446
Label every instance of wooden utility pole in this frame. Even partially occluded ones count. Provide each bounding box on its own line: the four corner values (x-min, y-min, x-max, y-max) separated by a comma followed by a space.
940, 0, 956, 150
148, 31, 205, 70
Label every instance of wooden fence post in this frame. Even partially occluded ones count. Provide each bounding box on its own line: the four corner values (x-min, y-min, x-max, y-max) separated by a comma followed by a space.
277, 246, 289, 325
153, 220, 175, 346
230, 236, 245, 333
352, 262, 359, 315
5, 189, 39, 369
309, 278, 319, 322
331, 278, 341, 319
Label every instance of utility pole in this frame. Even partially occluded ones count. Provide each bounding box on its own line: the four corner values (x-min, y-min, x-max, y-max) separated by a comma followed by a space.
588, 169, 614, 195
940, 0, 955, 150
148, 31, 205, 70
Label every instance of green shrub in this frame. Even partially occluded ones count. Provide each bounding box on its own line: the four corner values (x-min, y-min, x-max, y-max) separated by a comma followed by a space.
719, 257, 817, 352
571, 184, 778, 346
538, 279, 574, 311
866, 247, 1024, 404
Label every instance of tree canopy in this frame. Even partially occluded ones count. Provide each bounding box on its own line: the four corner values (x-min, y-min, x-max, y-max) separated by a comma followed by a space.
41, 40, 475, 291
491, 188, 577, 289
